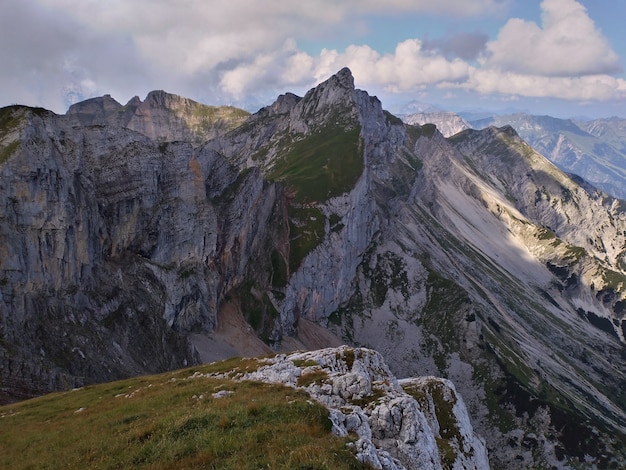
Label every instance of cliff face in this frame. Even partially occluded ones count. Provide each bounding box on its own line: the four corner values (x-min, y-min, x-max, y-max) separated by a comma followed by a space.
1, 69, 626, 468
66, 90, 249, 144
0, 104, 286, 400
402, 111, 471, 137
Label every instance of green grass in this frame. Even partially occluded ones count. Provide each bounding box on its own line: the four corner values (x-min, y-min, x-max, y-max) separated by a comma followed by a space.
418, 268, 470, 371
402, 379, 466, 468
167, 101, 250, 138
0, 359, 363, 470
236, 283, 280, 343
267, 124, 363, 203
0, 139, 19, 165
421, 123, 438, 138
536, 227, 556, 240
600, 266, 626, 294
0, 106, 25, 136
271, 249, 289, 288
289, 206, 326, 272
0, 106, 25, 164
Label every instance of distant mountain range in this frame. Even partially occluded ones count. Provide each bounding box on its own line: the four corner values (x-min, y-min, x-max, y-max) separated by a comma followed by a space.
403, 110, 626, 200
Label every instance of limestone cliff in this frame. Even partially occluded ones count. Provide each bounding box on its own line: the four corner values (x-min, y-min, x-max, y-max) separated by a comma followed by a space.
66, 90, 249, 144
0, 103, 286, 400
402, 111, 471, 137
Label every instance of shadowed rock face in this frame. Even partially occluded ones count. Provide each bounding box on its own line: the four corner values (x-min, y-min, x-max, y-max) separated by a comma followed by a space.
2, 68, 626, 468
0, 104, 287, 401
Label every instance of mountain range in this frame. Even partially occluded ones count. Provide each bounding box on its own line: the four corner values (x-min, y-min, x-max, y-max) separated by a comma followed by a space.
1, 68, 626, 468
404, 110, 626, 201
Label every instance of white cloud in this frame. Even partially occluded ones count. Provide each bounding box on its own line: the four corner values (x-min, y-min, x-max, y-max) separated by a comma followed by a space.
485, 0, 621, 76
320, 40, 471, 92
35, 0, 506, 78
455, 0, 626, 103
219, 41, 316, 99
219, 39, 472, 100
462, 68, 626, 101
1, 0, 625, 114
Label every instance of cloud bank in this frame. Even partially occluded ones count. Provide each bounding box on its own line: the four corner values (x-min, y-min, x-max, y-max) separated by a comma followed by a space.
1, 0, 624, 113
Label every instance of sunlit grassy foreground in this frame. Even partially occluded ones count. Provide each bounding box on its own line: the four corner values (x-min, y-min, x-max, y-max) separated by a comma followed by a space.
0, 357, 363, 469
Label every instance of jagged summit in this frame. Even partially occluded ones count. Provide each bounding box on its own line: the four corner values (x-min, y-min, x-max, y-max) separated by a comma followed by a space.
64, 89, 249, 143
317, 66, 355, 93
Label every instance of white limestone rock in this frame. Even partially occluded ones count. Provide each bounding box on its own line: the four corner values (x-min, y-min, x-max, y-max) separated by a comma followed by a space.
227, 346, 489, 469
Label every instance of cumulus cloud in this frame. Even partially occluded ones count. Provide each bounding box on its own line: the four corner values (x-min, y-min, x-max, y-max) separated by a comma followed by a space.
462, 69, 626, 101
0, 0, 155, 111
485, 0, 622, 76
219, 40, 316, 99
1, 0, 625, 113
317, 40, 471, 92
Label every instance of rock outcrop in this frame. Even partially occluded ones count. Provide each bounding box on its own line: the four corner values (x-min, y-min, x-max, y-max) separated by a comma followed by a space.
67, 90, 249, 144
201, 346, 489, 470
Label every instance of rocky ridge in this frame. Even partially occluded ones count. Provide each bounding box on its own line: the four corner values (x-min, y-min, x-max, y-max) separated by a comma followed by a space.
467, 113, 626, 200
66, 90, 249, 144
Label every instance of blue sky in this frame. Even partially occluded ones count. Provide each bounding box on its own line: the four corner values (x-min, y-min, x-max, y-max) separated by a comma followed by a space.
1, 0, 625, 118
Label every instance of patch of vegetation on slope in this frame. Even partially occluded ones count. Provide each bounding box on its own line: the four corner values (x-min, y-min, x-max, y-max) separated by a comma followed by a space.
418, 268, 470, 372
263, 121, 363, 273
267, 123, 363, 203
1, 106, 51, 165
288, 206, 326, 273
402, 379, 468, 468
0, 140, 19, 165
0, 106, 25, 135
229, 280, 281, 345
0, 106, 26, 164
0, 359, 361, 470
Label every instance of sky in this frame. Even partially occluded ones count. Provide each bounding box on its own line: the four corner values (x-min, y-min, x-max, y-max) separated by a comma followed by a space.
1, 0, 626, 119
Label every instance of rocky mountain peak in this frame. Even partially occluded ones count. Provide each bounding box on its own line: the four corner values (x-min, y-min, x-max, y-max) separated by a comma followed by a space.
329, 66, 355, 89
2, 68, 626, 467
63, 89, 249, 143
66, 94, 123, 124
296, 67, 359, 125
266, 92, 302, 116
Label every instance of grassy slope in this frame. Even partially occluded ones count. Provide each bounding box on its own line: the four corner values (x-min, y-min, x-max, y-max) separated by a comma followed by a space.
267, 124, 363, 204
0, 358, 362, 470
